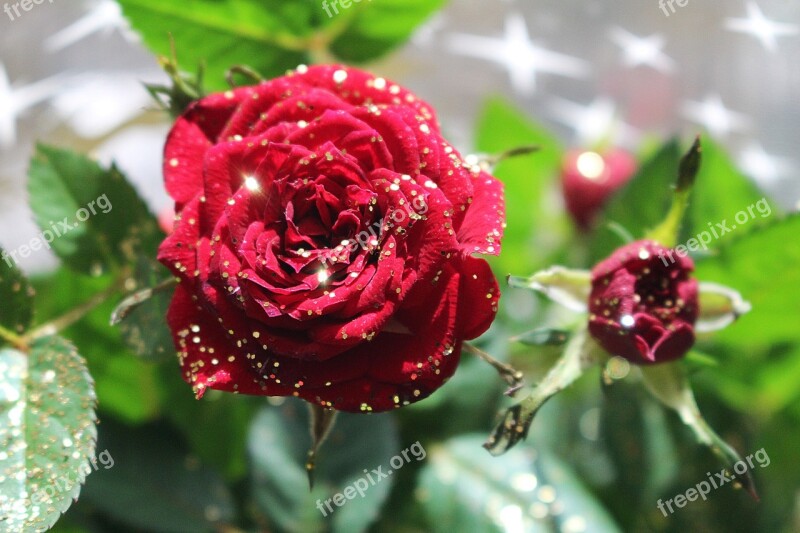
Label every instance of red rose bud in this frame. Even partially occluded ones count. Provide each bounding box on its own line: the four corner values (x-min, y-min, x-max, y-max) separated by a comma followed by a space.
157, 65, 505, 412
561, 148, 637, 230
588, 240, 698, 364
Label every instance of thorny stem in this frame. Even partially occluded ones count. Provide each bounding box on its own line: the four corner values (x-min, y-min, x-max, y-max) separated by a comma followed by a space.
463, 343, 524, 389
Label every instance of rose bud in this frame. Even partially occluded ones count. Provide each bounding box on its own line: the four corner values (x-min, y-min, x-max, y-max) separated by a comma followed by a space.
158, 65, 505, 412
561, 148, 637, 230
588, 240, 698, 364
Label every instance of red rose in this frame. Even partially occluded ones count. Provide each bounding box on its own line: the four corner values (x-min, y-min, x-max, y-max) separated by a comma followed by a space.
588, 240, 698, 364
561, 149, 637, 230
157, 65, 504, 412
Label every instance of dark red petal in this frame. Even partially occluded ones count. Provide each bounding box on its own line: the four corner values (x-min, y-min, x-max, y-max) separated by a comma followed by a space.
295, 65, 440, 130
166, 283, 291, 398
650, 322, 695, 363
250, 265, 462, 412
453, 255, 501, 340
164, 89, 251, 207
250, 87, 353, 138
157, 195, 209, 287
457, 171, 505, 256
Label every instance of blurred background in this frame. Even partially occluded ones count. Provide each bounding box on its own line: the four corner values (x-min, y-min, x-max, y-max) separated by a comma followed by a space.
1, 1, 799, 532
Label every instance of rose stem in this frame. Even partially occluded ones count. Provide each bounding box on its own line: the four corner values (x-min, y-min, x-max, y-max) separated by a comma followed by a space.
463, 343, 524, 389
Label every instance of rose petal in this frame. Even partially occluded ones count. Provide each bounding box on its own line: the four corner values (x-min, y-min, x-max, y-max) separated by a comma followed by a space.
457, 171, 505, 256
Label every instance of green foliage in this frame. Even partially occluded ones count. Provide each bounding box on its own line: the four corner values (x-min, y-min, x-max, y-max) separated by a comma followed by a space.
31, 269, 163, 424
118, 0, 445, 91
591, 140, 681, 260
0, 247, 34, 334
693, 217, 800, 419
118, 0, 309, 91
112, 258, 174, 362
695, 215, 800, 347
418, 435, 621, 532
81, 420, 236, 532
160, 379, 260, 481
248, 400, 399, 533
475, 98, 567, 275
330, 0, 447, 61
0, 336, 97, 532
28, 145, 160, 275
686, 139, 775, 245
596, 384, 679, 532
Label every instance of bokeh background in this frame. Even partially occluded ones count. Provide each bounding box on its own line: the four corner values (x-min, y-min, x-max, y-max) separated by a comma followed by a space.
1, 1, 798, 532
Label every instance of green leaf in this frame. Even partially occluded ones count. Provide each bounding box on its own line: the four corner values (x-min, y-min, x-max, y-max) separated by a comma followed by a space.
684, 139, 775, 247
591, 140, 681, 261
249, 399, 400, 533
31, 270, 162, 423
418, 435, 621, 532
118, 0, 312, 91
597, 383, 679, 531
28, 145, 160, 275
475, 98, 567, 275
111, 258, 175, 362
641, 362, 758, 499
646, 137, 701, 247
485, 329, 594, 456
0, 336, 97, 532
696, 281, 752, 333
330, 0, 446, 62
508, 267, 591, 312
694, 215, 800, 347
740, 345, 800, 415
81, 419, 236, 532
120, 0, 446, 92
0, 247, 34, 336
159, 374, 260, 481
511, 328, 570, 347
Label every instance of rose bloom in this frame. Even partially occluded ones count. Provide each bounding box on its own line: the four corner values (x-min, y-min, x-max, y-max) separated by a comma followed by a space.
561, 149, 637, 230
588, 240, 698, 364
158, 65, 505, 412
